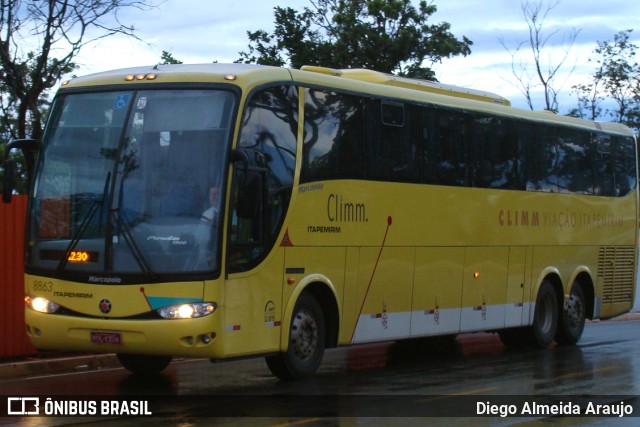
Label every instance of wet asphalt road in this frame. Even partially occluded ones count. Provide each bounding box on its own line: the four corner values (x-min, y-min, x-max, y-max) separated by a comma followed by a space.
2, 319, 639, 426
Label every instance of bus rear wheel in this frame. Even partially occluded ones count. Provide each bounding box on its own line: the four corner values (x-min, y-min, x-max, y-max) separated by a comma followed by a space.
527, 280, 558, 348
265, 292, 326, 380
117, 353, 172, 375
556, 283, 586, 345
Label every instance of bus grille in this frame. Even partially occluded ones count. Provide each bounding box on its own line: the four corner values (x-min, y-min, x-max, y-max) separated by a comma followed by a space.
598, 246, 636, 303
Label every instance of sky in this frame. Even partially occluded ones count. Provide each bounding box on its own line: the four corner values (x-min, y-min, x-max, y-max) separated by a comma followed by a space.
68, 0, 640, 113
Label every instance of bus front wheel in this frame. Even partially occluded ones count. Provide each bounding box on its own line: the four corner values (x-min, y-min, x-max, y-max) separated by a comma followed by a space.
117, 353, 172, 375
528, 280, 558, 348
265, 292, 326, 380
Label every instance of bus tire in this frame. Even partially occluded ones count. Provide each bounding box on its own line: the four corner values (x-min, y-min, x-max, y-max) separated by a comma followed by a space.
528, 280, 558, 348
556, 283, 586, 345
265, 292, 326, 380
117, 353, 172, 375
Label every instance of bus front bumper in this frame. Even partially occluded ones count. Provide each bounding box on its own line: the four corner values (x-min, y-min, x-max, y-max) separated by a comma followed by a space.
24, 308, 224, 359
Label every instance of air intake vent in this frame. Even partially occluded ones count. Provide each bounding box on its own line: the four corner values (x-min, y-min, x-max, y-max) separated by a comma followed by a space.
598, 246, 635, 303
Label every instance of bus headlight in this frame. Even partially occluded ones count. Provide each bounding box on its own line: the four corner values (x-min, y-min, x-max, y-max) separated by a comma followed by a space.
25, 296, 60, 314
157, 302, 217, 319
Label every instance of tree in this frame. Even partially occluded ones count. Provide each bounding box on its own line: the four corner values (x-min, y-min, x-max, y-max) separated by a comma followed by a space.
160, 50, 183, 65
238, 0, 472, 80
1, 55, 52, 193
1, 0, 156, 141
571, 30, 640, 133
1, 0, 155, 186
500, 0, 579, 111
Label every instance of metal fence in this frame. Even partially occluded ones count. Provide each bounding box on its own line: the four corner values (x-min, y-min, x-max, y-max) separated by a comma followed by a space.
0, 195, 36, 357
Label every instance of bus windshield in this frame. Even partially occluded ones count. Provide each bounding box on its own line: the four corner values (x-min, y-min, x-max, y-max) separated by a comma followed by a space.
28, 89, 236, 278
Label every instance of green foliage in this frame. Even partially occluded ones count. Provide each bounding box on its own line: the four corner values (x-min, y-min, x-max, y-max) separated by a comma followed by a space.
571, 30, 640, 134
160, 51, 184, 64
0, 0, 154, 192
238, 0, 472, 80
0, 57, 47, 195
0, 141, 30, 196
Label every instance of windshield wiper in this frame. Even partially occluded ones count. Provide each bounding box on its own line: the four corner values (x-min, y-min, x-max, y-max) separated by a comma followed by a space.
111, 207, 155, 281
57, 172, 111, 273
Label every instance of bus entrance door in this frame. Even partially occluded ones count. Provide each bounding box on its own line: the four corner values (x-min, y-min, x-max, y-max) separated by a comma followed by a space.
505, 246, 532, 328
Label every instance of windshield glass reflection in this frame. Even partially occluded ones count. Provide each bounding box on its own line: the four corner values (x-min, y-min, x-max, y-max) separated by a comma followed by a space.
29, 89, 236, 277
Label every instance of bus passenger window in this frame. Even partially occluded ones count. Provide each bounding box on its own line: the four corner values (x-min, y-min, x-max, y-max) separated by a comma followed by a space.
521, 126, 557, 193
365, 100, 419, 183
432, 110, 469, 187
614, 136, 637, 196
594, 135, 615, 196
470, 115, 515, 190
555, 128, 593, 195
300, 89, 365, 183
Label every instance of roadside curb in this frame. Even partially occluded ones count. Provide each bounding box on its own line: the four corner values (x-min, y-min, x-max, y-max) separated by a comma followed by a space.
0, 353, 120, 379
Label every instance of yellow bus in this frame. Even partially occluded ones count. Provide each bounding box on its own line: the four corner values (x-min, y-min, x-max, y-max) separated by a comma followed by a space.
4, 63, 637, 379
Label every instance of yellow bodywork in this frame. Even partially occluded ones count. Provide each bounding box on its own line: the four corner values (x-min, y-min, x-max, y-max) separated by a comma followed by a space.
25, 63, 638, 360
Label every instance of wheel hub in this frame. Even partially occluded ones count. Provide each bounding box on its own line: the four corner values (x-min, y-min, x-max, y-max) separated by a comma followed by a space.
290, 309, 318, 361
565, 294, 584, 330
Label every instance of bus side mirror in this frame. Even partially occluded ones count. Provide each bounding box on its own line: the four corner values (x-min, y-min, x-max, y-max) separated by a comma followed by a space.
2, 138, 39, 203
2, 158, 16, 203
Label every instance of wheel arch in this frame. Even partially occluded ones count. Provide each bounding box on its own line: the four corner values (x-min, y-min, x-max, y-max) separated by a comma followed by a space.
280, 274, 341, 352
530, 268, 564, 325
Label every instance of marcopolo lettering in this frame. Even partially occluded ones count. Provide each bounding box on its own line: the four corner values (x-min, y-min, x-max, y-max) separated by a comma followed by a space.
88, 276, 123, 284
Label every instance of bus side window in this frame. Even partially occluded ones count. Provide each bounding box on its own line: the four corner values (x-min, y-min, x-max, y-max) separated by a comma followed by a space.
613, 136, 637, 196
365, 100, 419, 183
228, 85, 298, 273
300, 89, 365, 183
555, 128, 594, 195
521, 124, 557, 192
470, 114, 515, 190
594, 134, 615, 196
420, 107, 437, 185
432, 109, 469, 187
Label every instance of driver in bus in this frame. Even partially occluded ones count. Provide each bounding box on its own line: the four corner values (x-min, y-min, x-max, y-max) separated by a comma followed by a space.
201, 185, 220, 224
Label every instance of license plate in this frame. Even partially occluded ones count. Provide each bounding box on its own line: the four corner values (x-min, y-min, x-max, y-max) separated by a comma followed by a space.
90, 331, 122, 345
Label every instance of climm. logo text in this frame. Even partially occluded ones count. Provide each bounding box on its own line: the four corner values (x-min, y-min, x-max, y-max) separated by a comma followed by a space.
327, 194, 368, 223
